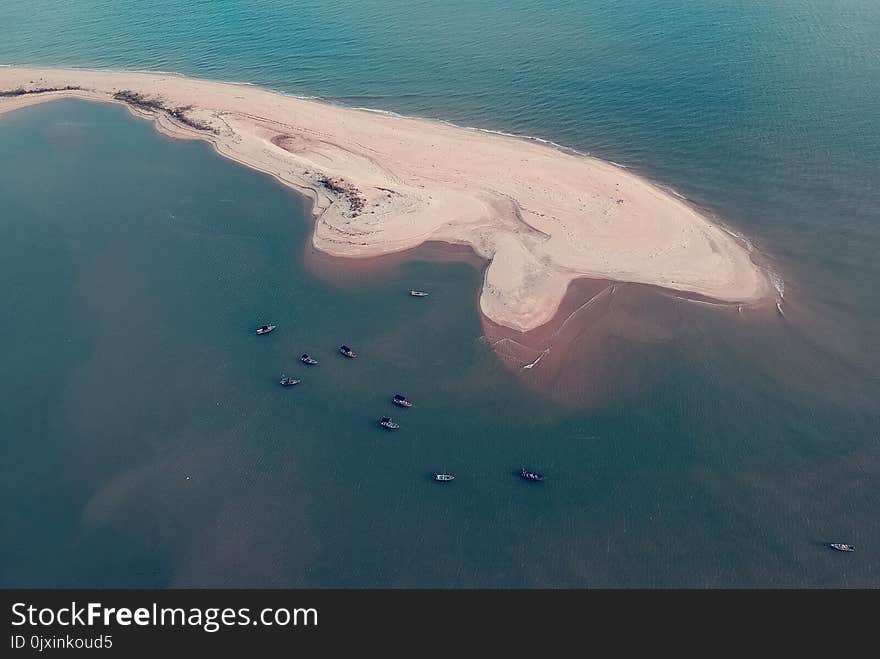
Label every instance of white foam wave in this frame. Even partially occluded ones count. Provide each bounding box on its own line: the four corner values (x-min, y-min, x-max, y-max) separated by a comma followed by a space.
770, 271, 785, 299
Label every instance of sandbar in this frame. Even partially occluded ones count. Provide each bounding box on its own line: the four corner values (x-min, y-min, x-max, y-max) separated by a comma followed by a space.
0, 67, 770, 331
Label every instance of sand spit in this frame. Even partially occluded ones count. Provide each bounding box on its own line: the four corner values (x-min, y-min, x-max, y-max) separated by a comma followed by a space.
0, 67, 770, 331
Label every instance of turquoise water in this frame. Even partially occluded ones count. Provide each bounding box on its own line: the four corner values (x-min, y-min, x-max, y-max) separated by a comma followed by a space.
1, 2, 879, 586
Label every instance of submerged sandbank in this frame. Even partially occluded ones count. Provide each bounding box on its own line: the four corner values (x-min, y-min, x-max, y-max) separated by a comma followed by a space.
0, 67, 771, 331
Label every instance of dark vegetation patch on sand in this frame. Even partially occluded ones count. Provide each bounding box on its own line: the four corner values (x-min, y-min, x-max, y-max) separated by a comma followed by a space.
0, 85, 81, 97
317, 175, 367, 216
112, 90, 218, 134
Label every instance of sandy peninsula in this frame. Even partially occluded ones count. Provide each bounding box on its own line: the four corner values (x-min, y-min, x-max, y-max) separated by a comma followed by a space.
0, 67, 770, 331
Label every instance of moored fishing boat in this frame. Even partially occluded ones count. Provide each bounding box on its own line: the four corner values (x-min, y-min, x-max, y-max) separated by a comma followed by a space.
279, 374, 301, 387
520, 467, 544, 482
255, 324, 276, 335
829, 543, 855, 552
410, 290, 429, 297
339, 344, 357, 358
300, 353, 318, 365
392, 393, 413, 407
379, 416, 400, 430
434, 473, 455, 482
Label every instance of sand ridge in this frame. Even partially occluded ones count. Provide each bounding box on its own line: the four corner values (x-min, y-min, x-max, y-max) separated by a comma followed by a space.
0, 67, 771, 331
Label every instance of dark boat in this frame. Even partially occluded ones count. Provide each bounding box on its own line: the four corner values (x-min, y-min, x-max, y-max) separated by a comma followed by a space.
279, 374, 301, 387
829, 543, 855, 552
392, 393, 413, 408
339, 345, 357, 358
379, 416, 400, 430
255, 324, 276, 335
410, 290, 429, 297
300, 354, 318, 365
434, 473, 455, 482
520, 467, 544, 482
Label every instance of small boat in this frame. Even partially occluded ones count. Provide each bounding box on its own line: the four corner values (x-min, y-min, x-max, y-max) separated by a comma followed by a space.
520, 467, 544, 482
279, 374, 301, 387
434, 473, 455, 482
339, 345, 357, 359
410, 290, 430, 297
300, 354, 318, 365
255, 324, 276, 335
392, 393, 413, 408
379, 416, 400, 430
829, 543, 855, 552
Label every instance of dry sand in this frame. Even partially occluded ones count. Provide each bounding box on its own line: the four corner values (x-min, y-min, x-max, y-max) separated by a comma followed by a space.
0, 67, 771, 331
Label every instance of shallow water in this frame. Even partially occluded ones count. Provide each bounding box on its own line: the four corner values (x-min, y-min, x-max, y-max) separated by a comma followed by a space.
1, 0, 879, 586
1, 100, 877, 587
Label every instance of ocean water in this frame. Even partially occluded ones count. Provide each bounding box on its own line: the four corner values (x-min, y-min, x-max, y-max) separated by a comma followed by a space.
1, 1, 878, 586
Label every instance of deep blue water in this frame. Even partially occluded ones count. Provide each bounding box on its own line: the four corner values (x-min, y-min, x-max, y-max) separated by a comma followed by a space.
1, 1, 878, 586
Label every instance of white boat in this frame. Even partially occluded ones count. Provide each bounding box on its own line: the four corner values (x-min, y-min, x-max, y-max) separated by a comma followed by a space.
410, 290, 429, 297
434, 473, 455, 482
379, 416, 399, 430
829, 543, 855, 552
255, 324, 276, 335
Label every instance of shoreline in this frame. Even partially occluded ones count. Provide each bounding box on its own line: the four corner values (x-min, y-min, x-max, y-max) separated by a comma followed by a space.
0, 67, 773, 332
3, 62, 618, 160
